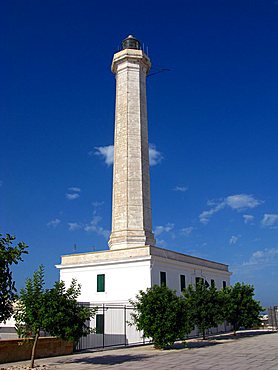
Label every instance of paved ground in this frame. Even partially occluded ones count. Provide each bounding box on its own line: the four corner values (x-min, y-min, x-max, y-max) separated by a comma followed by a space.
2, 331, 278, 370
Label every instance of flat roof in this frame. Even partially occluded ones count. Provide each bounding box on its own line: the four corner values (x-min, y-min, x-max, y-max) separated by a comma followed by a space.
58, 245, 230, 273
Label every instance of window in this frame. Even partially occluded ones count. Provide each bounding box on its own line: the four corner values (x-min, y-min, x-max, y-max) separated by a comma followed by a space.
96, 314, 104, 334
223, 281, 227, 289
97, 274, 105, 292
211, 279, 215, 287
195, 277, 204, 286
160, 271, 166, 286
180, 274, 186, 291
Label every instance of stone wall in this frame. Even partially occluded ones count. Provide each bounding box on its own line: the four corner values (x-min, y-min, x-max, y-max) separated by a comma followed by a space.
0, 337, 73, 364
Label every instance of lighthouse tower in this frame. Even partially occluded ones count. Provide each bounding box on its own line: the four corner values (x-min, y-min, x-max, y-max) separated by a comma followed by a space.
109, 35, 156, 250
57, 35, 231, 314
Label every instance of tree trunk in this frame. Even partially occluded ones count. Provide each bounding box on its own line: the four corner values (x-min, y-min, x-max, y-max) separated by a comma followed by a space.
233, 324, 237, 336
30, 331, 39, 368
202, 328, 206, 340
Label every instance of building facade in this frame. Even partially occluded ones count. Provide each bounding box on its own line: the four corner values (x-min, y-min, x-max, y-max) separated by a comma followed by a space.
57, 245, 230, 305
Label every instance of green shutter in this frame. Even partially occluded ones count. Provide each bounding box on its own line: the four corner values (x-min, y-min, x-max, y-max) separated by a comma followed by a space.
96, 314, 104, 334
97, 274, 105, 292
180, 274, 186, 291
160, 271, 166, 286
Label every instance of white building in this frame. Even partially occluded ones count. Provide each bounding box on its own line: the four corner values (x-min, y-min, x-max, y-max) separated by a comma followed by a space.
58, 246, 230, 306
56, 35, 231, 345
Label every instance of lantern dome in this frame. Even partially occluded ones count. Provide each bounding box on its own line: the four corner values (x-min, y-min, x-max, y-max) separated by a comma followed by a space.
122, 35, 141, 50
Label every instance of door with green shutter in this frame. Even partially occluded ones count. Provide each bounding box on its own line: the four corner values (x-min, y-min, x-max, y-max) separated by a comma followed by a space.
96, 314, 104, 334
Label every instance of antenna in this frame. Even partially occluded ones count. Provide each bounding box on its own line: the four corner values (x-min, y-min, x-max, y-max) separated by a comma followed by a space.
147, 68, 171, 78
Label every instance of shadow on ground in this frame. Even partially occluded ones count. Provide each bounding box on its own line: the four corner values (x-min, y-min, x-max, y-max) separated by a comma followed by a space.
172, 330, 277, 350
56, 354, 152, 366
211, 330, 277, 342
172, 341, 218, 349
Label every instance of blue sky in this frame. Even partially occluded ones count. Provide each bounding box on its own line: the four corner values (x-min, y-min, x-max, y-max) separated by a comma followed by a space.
1, 0, 278, 307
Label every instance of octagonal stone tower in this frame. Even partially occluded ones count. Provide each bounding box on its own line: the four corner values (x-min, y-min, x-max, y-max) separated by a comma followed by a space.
108, 35, 156, 250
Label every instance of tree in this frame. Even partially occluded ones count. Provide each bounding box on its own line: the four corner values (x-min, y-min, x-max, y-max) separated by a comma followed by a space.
183, 281, 223, 339
42, 279, 94, 342
0, 233, 28, 323
130, 285, 193, 349
220, 282, 263, 335
14, 265, 96, 368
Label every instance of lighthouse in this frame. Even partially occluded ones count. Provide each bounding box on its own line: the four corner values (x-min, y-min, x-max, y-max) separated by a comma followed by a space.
109, 35, 156, 250
57, 35, 231, 318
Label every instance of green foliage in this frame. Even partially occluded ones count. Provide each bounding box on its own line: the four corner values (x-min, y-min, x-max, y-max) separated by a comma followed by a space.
15, 265, 95, 341
14, 265, 45, 338
183, 281, 223, 339
131, 281, 263, 346
0, 233, 28, 323
42, 279, 96, 342
15, 265, 96, 367
130, 285, 193, 349
219, 282, 263, 334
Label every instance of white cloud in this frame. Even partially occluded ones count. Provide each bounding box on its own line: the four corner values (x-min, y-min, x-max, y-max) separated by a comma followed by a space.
65, 193, 80, 200
94, 145, 114, 166
199, 194, 262, 224
181, 226, 194, 236
94, 143, 162, 167
243, 248, 278, 267
149, 143, 163, 166
243, 214, 254, 224
154, 223, 174, 237
68, 222, 82, 231
67, 213, 109, 238
233, 247, 278, 278
229, 235, 239, 245
47, 218, 61, 228
199, 202, 226, 224
173, 186, 188, 192
66, 187, 81, 200
84, 215, 110, 239
156, 239, 167, 247
206, 199, 218, 207
87, 215, 102, 226
225, 194, 261, 210
261, 214, 278, 228
92, 201, 104, 208
68, 187, 81, 193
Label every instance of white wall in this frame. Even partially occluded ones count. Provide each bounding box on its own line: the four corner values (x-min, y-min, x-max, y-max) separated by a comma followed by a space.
151, 256, 230, 293
59, 254, 230, 304
60, 258, 152, 304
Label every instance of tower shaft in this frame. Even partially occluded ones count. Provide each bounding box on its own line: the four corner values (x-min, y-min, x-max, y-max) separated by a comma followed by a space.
108, 47, 155, 250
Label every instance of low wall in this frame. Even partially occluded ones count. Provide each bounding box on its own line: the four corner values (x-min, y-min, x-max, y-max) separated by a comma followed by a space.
0, 337, 73, 364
